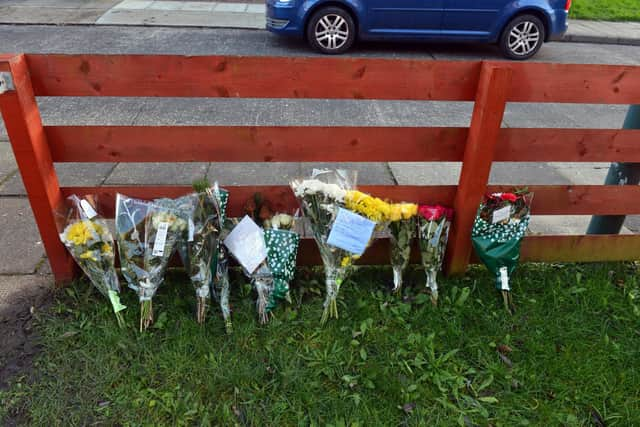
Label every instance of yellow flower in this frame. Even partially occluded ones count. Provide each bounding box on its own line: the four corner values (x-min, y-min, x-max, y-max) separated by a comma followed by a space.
345, 191, 392, 222
341, 256, 353, 268
65, 221, 93, 246
79, 250, 97, 262
101, 243, 112, 254
389, 205, 402, 222
400, 203, 418, 219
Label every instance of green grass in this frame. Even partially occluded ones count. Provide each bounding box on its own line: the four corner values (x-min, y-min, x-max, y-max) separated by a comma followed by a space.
2, 262, 640, 426
571, 0, 640, 22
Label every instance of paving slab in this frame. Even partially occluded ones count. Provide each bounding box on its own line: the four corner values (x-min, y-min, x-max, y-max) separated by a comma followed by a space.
564, 20, 640, 46
0, 198, 46, 275
0, 163, 115, 196
97, 3, 264, 28
529, 215, 633, 236
104, 162, 210, 185
0, 144, 17, 185
209, 163, 301, 185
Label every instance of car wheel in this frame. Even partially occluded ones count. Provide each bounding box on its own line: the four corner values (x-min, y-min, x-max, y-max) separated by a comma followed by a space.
306, 6, 356, 54
499, 14, 545, 60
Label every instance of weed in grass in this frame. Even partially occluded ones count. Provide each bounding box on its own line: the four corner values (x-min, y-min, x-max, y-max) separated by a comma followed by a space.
1, 263, 640, 425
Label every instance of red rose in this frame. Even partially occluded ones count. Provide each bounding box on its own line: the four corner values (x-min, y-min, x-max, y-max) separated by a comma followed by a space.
418, 205, 444, 221
500, 193, 518, 202
444, 207, 455, 221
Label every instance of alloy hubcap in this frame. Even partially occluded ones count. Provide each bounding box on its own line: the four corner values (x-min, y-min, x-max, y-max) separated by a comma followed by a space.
315, 14, 349, 50
508, 21, 540, 56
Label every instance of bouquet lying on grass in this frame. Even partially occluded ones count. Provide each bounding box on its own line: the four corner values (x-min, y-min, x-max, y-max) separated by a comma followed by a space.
59, 195, 126, 328
471, 190, 533, 313
224, 215, 273, 324
386, 203, 418, 293
264, 212, 300, 311
292, 169, 372, 323
116, 194, 189, 331
163, 181, 223, 325
211, 187, 233, 333
417, 205, 453, 305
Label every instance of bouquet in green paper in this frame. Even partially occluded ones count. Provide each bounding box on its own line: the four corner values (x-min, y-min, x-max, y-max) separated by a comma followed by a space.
471, 190, 533, 313
59, 195, 126, 328
417, 205, 453, 305
264, 213, 300, 311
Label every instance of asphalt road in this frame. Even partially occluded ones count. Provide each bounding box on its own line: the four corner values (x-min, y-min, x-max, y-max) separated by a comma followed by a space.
0, 24, 639, 234
0, 24, 639, 64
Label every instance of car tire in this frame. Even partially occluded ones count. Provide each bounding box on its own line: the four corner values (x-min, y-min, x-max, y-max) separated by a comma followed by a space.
306, 6, 356, 55
499, 14, 546, 60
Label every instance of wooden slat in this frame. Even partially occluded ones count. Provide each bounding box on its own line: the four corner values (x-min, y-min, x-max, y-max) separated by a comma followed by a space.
496, 128, 640, 162
47, 125, 640, 163
0, 55, 76, 282
60, 185, 459, 218
446, 64, 512, 274
161, 235, 640, 267
26, 54, 481, 100
497, 61, 640, 104
24, 54, 640, 104
46, 126, 467, 162
518, 235, 640, 262
60, 185, 640, 217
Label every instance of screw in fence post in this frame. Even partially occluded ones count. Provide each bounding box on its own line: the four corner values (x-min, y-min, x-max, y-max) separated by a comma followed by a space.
587, 105, 640, 235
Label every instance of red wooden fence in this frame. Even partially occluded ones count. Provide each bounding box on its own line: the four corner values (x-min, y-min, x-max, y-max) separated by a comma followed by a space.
1, 53, 639, 283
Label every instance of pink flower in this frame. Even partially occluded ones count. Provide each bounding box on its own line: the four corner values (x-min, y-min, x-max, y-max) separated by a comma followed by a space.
501, 193, 518, 202
418, 205, 447, 221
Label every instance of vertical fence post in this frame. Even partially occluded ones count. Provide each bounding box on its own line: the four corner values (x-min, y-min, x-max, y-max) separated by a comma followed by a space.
445, 62, 512, 275
0, 54, 75, 283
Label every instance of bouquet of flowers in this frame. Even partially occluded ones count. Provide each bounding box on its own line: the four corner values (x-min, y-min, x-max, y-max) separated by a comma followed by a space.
181, 182, 223, 325
417, 205, 453, 305
224, 215, 274, 324
211, 187, 233, 333
291, 169, 360, 323
471, 191, 532, 313
116, 194, 188, 331
264, 213, 300, 311
59, 195, 126, 328
387, 203, 418, 293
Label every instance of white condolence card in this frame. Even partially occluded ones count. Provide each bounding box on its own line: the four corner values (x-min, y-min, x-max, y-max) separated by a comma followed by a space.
224, 215, 267, 274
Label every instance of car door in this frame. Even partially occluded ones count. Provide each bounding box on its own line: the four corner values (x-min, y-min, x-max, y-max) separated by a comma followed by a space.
367, 0, 444, 35
442, 0, 510, 36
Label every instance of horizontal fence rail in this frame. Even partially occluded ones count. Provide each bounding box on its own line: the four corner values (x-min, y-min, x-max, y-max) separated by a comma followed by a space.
1, 53, 639, 282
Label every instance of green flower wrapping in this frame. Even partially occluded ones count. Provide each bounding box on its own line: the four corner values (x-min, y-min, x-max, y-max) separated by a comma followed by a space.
471, 215, 529, 288
471, 190, 532, 313
264, 228, 300, 311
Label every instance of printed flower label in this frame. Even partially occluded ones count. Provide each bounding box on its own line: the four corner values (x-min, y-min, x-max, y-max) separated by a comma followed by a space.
327, 208, 376, 255
224, 215, 267, 274
492, 206, 511, 224
152, 222, 170, 257
80, 199, 98, 219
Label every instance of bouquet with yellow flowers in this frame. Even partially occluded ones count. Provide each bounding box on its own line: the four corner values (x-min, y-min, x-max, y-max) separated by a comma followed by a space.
59, 195, 126, 328
387, 203, 418, 293
291, 169, 360, 323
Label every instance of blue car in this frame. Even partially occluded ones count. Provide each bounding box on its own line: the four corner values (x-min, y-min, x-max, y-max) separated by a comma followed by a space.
266, 0, 571, 59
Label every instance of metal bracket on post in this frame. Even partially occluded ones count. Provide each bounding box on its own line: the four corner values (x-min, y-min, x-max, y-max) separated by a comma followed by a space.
0, 72, 15, 94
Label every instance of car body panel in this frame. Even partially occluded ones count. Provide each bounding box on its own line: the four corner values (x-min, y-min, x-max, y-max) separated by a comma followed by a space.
266, 0, 568, 43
